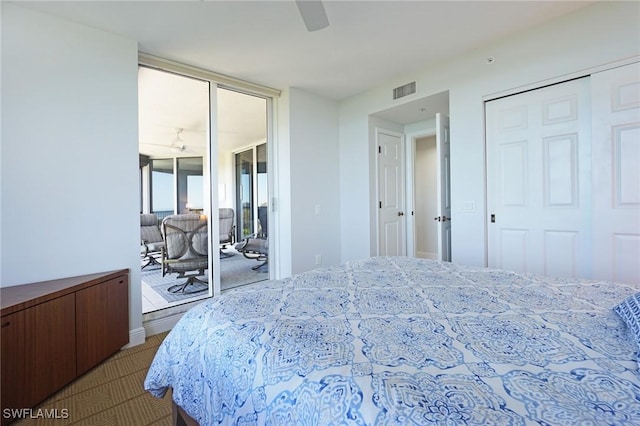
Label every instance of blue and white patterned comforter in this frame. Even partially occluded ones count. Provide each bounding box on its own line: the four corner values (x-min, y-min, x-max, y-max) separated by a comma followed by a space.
144, 257, 640, 425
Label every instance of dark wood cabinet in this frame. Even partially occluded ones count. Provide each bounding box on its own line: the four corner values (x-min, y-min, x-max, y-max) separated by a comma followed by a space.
0, 270, 129, 424
23, 293, 77, 406
1, 310, 25, 416
76, 275, 129, 375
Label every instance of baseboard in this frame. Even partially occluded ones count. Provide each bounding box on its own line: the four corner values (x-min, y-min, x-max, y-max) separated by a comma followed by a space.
123, 327, 146, 348
143, 311, 185, 336
122, 315, 183, 348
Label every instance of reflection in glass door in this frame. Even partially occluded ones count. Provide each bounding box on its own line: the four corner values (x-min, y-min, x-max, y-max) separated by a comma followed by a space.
139, 62, 275, 314
138, 65, 211, 314
232, 143, 269, 278
216, 87, 270, 291
235, 144, 268, 241
150, 158, 174, 222
256, 144, 268, 240
235, 149, 254, 240
177, 157, 204, 213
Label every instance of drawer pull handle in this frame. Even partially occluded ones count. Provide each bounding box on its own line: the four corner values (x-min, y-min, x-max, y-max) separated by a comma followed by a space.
1, 321, 10, 328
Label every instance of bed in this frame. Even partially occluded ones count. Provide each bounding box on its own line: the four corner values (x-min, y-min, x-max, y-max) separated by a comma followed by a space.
144, 256, 640, 425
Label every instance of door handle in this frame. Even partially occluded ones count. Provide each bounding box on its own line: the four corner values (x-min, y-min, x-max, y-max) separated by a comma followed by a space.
434, 216, 441, 222
397, 211, 404, 216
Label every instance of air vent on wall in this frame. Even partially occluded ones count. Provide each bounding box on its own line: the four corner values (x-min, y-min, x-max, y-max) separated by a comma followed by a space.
393, 81, 416, 100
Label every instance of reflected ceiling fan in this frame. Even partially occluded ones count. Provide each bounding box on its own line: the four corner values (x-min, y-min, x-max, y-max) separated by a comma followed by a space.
295, 0, 329, 32
140, 128, 199, 155
169, 128, 186, 153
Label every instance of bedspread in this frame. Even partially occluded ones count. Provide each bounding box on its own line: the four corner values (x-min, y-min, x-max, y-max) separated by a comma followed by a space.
144, 257, 640, 425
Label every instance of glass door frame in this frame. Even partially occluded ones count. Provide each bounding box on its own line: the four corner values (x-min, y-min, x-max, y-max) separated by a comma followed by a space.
139, 53, 278, 299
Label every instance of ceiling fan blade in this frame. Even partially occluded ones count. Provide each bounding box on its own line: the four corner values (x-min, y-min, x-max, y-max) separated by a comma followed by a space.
295, 0, 329, 32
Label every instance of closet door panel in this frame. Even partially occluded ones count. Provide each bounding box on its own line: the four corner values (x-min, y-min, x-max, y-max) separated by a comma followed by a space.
591, 62, 640, 284
486, 77, 591, 277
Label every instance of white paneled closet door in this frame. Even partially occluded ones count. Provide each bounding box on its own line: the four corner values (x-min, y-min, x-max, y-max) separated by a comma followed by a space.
487, 62, 640, 284
590, 63, 640, 284
486, 77, 592, 278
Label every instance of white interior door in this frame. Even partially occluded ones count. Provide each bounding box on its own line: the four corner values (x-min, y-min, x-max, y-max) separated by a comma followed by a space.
377, 128, 406, 256
435, 113, 452, 261
590, 62, 640, 284
486, 77, 591, 277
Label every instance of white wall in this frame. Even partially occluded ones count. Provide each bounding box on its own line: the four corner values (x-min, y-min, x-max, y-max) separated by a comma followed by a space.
339, 1, 640, 266
289, 88, 341, 273
1, 4, 143, 341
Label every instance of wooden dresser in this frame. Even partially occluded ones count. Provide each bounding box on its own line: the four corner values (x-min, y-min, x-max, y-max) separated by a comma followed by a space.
0, 270, 129, 424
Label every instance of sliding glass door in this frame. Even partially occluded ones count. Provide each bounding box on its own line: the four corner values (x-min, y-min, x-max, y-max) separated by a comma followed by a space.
139, 66, 211, 314
218, 86, 269, 288
139, 60, 274, 314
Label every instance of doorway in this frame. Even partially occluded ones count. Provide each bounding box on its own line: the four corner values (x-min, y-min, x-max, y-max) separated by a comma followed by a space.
407, 112, 451, 262
371, 91, 451, 260
138, 66, 212, 314
377, 123, 451, 260
218, 88, 270, 285
413, 135, 438, 259
138, 67, 273, 315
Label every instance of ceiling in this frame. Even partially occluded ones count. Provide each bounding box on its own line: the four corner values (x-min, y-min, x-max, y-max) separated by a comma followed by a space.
138, 66, 266, 158
13, 1, 595, 157
15, 1, 594, 101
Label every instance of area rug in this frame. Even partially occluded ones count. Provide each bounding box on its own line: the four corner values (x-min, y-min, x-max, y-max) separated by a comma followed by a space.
141, 252, 268, 303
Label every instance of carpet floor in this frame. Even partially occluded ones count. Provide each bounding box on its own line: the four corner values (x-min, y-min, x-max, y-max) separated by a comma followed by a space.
13, 333, 171, 426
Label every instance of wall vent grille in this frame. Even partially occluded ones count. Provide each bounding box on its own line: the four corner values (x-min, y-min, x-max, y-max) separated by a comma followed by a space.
393, 81, 416, 100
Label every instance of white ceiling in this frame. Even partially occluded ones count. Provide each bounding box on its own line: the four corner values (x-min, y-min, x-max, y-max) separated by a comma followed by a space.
138, 66, 266, 158
14, 0, 595, 157
16, 1, 594, 101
